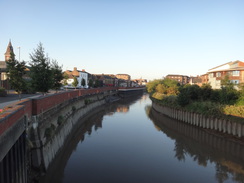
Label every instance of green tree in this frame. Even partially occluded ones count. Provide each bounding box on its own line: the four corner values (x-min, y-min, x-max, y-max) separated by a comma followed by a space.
146, 79, 162, 93
29, 43, 53, 95
72, 77, 78, 89
63, 72, 69, 86
51, 60, 63, 92
156, 84, 166, 94
6, 52, 26, 100
177, 84, 201, 106
88, 79, 93, 88
81, 78, 86, 88
220, 75, 239, 105
200, 83, 212, 100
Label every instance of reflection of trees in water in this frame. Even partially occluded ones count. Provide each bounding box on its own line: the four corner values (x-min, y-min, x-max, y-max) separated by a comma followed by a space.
174, 141, 186, 161
146, 105, 244, 183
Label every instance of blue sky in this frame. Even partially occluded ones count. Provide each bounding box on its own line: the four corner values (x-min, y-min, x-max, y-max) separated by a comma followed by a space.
0, 0, 243, 80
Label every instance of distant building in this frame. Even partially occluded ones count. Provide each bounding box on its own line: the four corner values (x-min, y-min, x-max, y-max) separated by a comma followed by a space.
64, 67, 90, 88
0, 41, 15, 89
116, 74, 131, 87
207, 60, 244, 89
132, 78, 148, 86
93, 74, 115, 87
166, 74, 189, 85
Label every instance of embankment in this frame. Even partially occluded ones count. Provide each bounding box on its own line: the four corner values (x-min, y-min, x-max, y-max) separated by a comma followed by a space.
152, 102, 244, 138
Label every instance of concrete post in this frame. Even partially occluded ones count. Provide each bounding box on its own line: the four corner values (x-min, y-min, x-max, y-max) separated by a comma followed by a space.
237, 123, 242, 137
232, 122, 237, 136
199, 114, 202, 127
206, 117, 210, 129
227, 120, 232, 134
222, 119, 226, 133
214, 118, 217, 130
195, 114, 199, 126
202, 116, 205, 128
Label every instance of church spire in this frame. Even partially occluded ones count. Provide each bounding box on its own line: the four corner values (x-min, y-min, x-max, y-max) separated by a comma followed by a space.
5, 40, 15, 61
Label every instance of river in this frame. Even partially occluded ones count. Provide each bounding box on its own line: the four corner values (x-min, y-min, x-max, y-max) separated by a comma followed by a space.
39, 94, 244, 183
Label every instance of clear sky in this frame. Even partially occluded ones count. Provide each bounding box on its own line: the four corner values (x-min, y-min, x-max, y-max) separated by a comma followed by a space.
0, 0, 243, 80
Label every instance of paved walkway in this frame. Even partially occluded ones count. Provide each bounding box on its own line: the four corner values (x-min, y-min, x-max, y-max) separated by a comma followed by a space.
0, 91, 42, 109
0, 89, 74, 109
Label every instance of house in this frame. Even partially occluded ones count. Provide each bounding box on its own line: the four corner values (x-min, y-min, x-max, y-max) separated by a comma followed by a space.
166, 74, 190, 85
207, 60, 244, 89
132, 78, 148, 86
64, 67, 90, 88
93, 74, 115, 87
116, 74, 131, 87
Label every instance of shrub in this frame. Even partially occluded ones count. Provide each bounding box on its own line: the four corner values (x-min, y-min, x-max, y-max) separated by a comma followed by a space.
223, 105, 244, 118
57, 115, 64, 126
0, 87, 7, 97
72, 106, 76, 112
152, 92, 164, 100
44, 124, 56, 139
177, 89, 190, 107
84, 99, 92, 105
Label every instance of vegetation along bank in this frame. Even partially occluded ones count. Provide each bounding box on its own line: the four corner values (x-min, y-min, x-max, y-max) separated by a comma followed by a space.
146, 78, 244, 137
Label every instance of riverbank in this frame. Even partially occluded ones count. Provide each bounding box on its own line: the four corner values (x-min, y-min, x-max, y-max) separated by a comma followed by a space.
152, 101, 244, 138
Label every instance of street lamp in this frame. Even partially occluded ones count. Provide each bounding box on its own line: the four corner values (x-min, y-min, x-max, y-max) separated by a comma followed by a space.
17, 47, 20, 61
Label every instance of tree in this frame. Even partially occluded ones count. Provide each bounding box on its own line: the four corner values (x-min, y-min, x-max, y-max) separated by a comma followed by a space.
6, 52, 26, 100
63, 72, 69, 86
146, 79, 162, 93
51, 60, 63, 92
81, 78, 86, 88
200, 83, 212, 100
72, 77, 78, 89
29, 43, 53, 95
220, 75, 239, 105
88, 79, 93, 88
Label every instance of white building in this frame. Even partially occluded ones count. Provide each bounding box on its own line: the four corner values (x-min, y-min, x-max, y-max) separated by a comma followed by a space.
78, 70, 88, 88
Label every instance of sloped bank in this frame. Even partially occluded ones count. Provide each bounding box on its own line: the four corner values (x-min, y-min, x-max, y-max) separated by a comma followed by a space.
29, 90, 118, 174
152, 102, 244, 138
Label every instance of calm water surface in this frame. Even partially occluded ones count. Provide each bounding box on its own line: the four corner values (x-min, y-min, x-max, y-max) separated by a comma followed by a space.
40, 94, 244, 183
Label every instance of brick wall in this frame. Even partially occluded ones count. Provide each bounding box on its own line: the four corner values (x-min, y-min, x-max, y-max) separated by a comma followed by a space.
0, 87, 118, 136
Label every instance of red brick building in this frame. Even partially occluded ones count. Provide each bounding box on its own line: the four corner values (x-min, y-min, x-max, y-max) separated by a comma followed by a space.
207, 60, 244, 89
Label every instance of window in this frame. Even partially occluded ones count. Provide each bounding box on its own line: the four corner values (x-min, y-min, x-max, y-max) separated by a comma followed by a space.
232, 71, 240, 76
209, 73, 214, 78
231, 80, 239, 84
216, 72, 221, 77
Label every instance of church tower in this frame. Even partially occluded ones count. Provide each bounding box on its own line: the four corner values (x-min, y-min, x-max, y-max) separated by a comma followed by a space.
4, 40, 15, 61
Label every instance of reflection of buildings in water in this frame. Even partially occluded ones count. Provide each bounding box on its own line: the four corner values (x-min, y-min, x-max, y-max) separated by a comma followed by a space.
138, 93, 148, 104
147, 106, 244, 183
116, 105, 129, 113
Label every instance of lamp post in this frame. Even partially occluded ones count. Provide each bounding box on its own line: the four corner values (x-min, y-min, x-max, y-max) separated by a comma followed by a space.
17, 47, 20, 61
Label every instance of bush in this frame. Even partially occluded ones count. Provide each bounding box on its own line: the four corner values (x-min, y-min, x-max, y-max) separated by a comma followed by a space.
57, 115, 64, 126
219, 87, 239, 105
72, 106, 76, 112
186, 101, 223, 117
223, 105, 244, 118
44, 124, 56, 139
177, 91, 190, 107
0, 87, 7, 97
152, 92, 164, 100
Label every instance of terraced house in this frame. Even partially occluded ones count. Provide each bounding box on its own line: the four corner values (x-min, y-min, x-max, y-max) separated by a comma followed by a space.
208, 60, 244, 89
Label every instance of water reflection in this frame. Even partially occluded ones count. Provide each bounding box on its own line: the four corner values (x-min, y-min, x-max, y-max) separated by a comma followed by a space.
39, 95, 143, 183
147, 105, 244, 183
